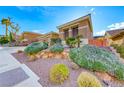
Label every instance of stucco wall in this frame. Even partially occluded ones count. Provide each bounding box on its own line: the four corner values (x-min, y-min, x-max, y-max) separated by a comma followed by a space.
59, 19, 93, 40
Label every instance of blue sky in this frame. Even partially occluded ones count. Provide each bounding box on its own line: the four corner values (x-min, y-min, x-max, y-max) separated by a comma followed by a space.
0, 6, 124, 36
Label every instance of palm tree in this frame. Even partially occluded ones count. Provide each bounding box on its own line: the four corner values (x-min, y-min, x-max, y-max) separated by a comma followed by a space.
1, 17, 11, 37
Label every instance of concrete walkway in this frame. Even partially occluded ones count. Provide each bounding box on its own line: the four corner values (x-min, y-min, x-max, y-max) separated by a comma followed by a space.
0, 46, 42, 87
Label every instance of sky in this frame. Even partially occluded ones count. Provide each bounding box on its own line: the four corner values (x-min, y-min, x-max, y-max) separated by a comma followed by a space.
0, 6, 124, 36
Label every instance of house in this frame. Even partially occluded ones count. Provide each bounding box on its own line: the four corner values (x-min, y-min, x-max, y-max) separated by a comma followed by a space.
94, 36, 104, 40
20, 32, 43, 42
57, 14, 93, 41
38, 32, 59, 42
105, 28, 124, 45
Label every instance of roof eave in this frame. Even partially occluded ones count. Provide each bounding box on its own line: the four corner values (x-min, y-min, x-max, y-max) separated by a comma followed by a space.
57, 14, 91, 29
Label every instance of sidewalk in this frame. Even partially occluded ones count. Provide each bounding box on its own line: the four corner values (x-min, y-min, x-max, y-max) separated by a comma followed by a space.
0, 47, 42, 87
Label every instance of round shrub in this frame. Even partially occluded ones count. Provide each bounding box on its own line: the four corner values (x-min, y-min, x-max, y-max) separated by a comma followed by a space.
50, 44, 64, 53
24, 42, 48, 55
66, 37, 77, 48
50, 64, 69, 84
50, 38, 62, 46
77, 72, 102, 87
0, 36, 9, 45
69, 45, 124, 80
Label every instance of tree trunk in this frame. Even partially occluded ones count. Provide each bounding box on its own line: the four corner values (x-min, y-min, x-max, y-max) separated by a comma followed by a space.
122, 36, 124, 45
6, 24, 8, 37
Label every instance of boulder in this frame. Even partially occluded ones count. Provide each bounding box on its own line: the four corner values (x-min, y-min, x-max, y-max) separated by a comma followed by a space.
42, 54, 49, 59
35, 54, 41, 59
70, 62, 80, 70
48, 52, 54, 58
27, 55, 36, 62
61, 52, 69, 59
17, 50, 23, 53
95, 72, 112, 81
55, 54, 62, 59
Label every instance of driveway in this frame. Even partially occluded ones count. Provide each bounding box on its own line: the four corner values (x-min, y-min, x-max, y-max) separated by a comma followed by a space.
0, 46, 41, 87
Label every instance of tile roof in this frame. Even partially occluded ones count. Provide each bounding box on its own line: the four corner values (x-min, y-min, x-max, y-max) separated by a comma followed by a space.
106, 28, 124, 37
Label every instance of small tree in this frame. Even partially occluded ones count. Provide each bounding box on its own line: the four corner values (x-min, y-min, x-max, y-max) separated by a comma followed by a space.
76, 35, 83, 48
9, 32, 13, 43
66, 37, 77, 48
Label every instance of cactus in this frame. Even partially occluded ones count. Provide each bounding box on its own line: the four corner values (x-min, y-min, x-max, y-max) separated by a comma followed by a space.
50, 64, 69, 84
77, 72, 102, 87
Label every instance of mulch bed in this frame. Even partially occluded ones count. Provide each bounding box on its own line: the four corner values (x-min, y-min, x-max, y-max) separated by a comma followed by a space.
12, 52, 124, 87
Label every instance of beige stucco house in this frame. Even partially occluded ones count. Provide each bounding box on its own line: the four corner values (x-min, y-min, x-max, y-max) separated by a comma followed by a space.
105, 28, 124, 46
57, 14, 93, 41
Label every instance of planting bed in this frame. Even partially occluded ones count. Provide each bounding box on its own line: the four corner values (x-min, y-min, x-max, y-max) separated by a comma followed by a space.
12, 51, 124, 87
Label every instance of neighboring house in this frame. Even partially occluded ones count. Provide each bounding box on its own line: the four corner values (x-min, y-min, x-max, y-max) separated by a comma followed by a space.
105, 28, 124, 45
57, 14, 93, 41
94, 36, 104, 40
20, 32, 43, 42
38, 32, 59, 42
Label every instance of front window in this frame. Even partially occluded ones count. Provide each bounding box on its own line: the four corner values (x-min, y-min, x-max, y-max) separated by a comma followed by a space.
72, 26, 78, 38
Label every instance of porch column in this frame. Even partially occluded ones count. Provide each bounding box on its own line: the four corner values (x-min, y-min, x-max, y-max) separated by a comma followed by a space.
59, 31, 64, 40
69, 28, 72, 38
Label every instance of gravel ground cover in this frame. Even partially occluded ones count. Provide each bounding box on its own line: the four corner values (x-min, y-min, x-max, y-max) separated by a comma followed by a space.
12, 52, 124, 87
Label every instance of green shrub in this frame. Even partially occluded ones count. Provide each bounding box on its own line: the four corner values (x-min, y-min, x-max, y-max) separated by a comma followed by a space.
69, 45, 124, 80
50, 44, 64, 53
115, 66, 124, 80
116, 45, 124, 53
50, 64, 69, 84
77, 72, 102, 87
113, 45, 124, 59
111, 44, 119, 49
66, 37, 77, 48
120, 53, 124, 58
0, 36, 9, 45
50, 38, 62, 46
24, 42, 48, 55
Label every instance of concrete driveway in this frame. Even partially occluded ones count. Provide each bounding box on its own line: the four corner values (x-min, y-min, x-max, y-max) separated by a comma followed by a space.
0, 46, 41, 87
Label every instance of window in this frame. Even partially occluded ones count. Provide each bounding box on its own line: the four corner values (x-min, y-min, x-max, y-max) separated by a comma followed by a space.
72, 26, 78, 38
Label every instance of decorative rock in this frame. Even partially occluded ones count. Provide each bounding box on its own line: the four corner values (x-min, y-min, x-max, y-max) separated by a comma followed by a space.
95, 72, 112, 81
61, 52, 69, 59
35, 54, 41, 59
17, 50, 23, 53
70, 62, 80, 70
48, 52, 54, 58
40, 52, 44, 56
55, 54, 62, 59
28, 55, 36, 62
42, 55, 48, 59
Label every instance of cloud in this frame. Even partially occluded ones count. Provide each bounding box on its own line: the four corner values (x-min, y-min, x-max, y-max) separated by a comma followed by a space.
95, 22, 124, 36
107, 22, 124, 30
90, 8, 95, 12
95, 30, 106, 36
32, 29, 45, 34
90, 8, 96, 15
16, 6, 55, 16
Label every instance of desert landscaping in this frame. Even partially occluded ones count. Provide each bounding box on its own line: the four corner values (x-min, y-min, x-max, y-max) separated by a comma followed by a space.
1, 13, 124, 87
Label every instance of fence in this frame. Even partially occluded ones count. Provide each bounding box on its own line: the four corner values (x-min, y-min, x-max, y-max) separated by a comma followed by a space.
88, 39, 108, 47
